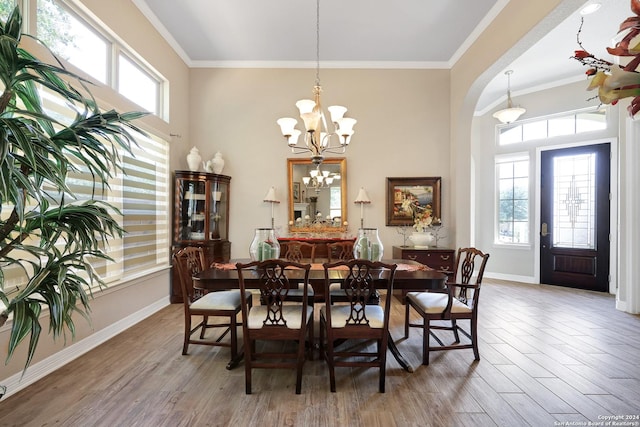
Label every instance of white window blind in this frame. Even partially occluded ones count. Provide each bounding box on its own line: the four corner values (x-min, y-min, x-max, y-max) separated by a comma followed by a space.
1, 85, 169, 291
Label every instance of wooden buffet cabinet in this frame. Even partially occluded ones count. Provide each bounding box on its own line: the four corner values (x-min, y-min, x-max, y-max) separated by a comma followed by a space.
171, 170, 231, 303
392, 246, 456, 278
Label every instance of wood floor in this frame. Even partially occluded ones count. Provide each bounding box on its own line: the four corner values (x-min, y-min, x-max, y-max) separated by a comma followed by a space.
1, 279, 639, 427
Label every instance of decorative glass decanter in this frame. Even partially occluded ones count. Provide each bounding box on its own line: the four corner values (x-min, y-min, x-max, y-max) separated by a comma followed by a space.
249, 228, 281, 261
353, 228, 383, 261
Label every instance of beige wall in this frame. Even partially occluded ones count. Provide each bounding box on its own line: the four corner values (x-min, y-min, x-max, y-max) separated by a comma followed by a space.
187, 68, 451, 256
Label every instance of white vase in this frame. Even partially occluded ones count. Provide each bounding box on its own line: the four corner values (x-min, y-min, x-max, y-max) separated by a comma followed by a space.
211, 152, 225, 174
409, 231, 433, 248
186, 147, 202, 171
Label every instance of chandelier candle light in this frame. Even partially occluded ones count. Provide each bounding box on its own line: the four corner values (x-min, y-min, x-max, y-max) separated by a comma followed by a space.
276, 0, 357, 165
354, 187, 371, 229
263, 187, 280, 229
493, 70, 526, 124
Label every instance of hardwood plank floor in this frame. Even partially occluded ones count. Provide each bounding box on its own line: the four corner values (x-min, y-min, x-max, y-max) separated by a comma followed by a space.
1, 279, 639, 427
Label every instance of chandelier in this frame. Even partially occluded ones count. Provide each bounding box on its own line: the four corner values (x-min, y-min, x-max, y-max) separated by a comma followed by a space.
302, 166, 340, 193
276, 0, 356, 165
493, 70, 526, 124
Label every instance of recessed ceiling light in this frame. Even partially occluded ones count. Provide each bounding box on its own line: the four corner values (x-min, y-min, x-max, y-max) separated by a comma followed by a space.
580, 2, 601, 15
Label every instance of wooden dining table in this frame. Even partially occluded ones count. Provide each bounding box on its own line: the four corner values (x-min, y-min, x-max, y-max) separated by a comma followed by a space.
192, 259, 447, 372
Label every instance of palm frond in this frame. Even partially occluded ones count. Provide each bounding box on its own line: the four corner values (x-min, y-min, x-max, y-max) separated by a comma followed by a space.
0, 6, 148, 373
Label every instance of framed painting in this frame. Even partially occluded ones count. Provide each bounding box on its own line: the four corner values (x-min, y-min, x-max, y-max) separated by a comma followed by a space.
292, 182, 301, 203
386, 177, 441, 226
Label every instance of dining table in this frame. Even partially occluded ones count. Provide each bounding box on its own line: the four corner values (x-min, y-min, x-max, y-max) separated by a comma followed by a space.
192, 259, 447, 372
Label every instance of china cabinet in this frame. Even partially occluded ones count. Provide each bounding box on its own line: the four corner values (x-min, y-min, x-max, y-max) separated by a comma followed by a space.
171, 170, 231, 303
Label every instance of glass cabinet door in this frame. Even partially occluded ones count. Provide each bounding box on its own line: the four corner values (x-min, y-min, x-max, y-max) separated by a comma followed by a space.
209, 179, 229, 240
174, 171, 231, 243
177, 178, 207, 240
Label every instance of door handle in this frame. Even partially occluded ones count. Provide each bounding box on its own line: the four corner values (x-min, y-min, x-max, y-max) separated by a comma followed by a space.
541, 222, 548, 237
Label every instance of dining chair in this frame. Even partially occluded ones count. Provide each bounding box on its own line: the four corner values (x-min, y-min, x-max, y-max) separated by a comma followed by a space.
282, 241, 317, 262
326, 241, 356, 304
236, 259, 314, 394
281, 241, 317, 304
404, 247, 490, 365
172, 247, 252, 359
326, 241, 354, 262
319, 259, 397, 393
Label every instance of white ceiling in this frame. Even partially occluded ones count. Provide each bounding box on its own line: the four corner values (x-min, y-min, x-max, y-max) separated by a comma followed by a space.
133, 0, 630, 114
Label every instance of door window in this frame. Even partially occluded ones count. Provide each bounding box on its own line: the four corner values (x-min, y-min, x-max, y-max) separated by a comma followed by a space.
552, 154, 596, 249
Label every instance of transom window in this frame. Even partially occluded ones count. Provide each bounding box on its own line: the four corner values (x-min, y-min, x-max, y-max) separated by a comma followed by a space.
37, 0, 108, 83
497, 108, 607, 146
118, 53, 160, 114
36, 0, 164, 117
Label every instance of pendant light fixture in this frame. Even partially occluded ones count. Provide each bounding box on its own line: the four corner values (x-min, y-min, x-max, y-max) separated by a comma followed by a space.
276, 0, 356, 165
493, 70, 526, 124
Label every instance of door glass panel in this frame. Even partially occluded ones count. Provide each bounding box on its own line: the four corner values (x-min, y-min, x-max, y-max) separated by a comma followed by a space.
552, 153, 595, 249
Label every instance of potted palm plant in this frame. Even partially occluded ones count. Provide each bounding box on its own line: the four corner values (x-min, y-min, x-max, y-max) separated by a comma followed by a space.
0, 6, 146, 375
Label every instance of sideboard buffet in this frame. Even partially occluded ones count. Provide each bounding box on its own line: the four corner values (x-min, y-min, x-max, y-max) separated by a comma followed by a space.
392, 246, 455, 277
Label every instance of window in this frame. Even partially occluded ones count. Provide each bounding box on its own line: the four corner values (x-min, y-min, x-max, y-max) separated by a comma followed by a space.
0, 0, 15, 21
36, 0, 163, 116
37, 0, 108, 83
552, 153, 596, 249
1, 1, 169, 295
120, 133, 170, 276
37, 87, 169, 285
497, 108, 607, 145
118, 53, 159, 114
496, 155, 529, 244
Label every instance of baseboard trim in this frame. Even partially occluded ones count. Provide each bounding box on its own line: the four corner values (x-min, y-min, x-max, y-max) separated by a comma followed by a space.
484, 272, 536, 284
1, 297, 170, 400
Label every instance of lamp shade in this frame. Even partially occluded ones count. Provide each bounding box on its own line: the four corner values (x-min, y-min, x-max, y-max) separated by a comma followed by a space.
276, 117, 297, 136
327, 105, 347, 123
493, 107, 526, 124
263, 187, 280, 203
354, 187, 371, 204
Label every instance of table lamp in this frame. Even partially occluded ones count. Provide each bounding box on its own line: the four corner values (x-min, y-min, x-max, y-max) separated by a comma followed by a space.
354, 187, 371, 228
263, 186, 280, 229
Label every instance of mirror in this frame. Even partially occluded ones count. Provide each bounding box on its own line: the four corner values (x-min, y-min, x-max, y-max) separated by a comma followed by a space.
287, 157, 347, 233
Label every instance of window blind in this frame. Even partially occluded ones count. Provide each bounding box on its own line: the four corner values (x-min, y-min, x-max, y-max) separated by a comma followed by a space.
1, 85, 169, 291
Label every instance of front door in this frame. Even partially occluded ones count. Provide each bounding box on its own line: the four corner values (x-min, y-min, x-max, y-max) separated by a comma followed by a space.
540, 143, 610, 292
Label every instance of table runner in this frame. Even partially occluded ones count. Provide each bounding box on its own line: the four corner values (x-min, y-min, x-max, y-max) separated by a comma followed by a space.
211, 262, 432, 272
